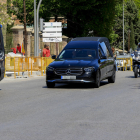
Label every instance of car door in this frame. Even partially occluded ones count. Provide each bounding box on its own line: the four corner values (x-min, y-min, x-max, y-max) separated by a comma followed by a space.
98, 46, 107, 80
106, 50, 114, 76
100, 42, 113, 77
104, 44, 114, 76
0, 26, 5, 81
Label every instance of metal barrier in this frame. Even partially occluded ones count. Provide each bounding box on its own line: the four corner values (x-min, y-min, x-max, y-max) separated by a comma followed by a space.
5, 57, 54, 78
5, 57, 133, 78
116, 57, 133, 71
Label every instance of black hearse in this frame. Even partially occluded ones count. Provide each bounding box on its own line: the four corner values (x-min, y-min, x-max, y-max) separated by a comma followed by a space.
46, 37, 116, 88
0, 24, 5, 81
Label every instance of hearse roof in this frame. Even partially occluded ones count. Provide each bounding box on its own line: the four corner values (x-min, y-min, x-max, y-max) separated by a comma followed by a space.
71, 37, 107, 42
70, 37, 113, 57
64, 41, 99, 49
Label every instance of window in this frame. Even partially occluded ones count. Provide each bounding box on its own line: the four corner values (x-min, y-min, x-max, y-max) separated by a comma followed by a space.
58, 49, 97, 60
98, 48, 104, 58
100, 42, 111, 57
99, 45, 105, 56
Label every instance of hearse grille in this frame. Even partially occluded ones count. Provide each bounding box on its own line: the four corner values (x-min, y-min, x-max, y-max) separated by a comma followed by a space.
55, 68, 83, 75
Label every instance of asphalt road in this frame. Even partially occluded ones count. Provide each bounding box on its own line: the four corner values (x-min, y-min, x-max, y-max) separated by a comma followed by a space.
0, 71, 140, 140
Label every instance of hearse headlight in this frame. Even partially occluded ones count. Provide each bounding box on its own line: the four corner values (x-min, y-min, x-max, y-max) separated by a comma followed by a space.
84, 67, 95, 72
47, 66, 54, 71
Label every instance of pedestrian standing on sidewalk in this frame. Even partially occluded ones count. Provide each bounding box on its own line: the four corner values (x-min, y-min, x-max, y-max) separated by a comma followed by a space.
42, 44, 47, 57
46, 45, 50, 57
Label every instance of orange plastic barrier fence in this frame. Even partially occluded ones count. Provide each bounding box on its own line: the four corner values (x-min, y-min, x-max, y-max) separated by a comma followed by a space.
5, 57, 54, 78
116, 57, 133, 71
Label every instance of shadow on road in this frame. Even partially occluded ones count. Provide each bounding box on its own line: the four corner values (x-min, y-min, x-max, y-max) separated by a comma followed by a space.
43, 80, 109, 89
125, 76, 135, 78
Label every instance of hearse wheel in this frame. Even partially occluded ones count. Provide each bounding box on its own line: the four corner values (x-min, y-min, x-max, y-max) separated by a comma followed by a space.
134, 67, 138, 78
108, 67, 116, 83
95, 70, 100, 88
46, 82, 55, 88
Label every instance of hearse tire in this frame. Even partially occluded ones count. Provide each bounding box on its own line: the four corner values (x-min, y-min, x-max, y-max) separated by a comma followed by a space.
95, 70, 100, 88
46, 82, 55, 88
108, 67, 116, 83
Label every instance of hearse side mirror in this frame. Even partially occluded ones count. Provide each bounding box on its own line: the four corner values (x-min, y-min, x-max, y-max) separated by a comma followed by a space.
52, 55, 56, 59
100, 55, 107, 59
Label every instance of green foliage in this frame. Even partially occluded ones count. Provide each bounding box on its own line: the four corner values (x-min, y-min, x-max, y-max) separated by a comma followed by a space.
130, 22, 135, 49
125, 0, 140, 50
5, 33, 13, 54
132, 0, 140, 18
0, 3, 13, 25
54, 0, 122, 38
110, 3, 123, 48
10, 0, 51, 25
112, 0, 140, 50
11, 0, 122, 38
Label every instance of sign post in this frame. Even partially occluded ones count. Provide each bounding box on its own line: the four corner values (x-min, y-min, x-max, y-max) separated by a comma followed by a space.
41, 21, 62, 56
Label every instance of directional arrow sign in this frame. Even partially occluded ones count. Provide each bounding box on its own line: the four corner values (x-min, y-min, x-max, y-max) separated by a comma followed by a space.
43, 38, 62, 42
42, 33, 62, 37
43, 22, 62, 26
43, 28, 62, 32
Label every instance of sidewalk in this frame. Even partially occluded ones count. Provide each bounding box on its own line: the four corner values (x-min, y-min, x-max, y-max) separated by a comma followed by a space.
5, 71, 45, 79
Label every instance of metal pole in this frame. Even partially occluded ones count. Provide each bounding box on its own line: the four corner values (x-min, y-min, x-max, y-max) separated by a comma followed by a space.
23, 0, 27, 56
34, 0, 36, 56
37, 0, 43, 57
123, 0, 124, 54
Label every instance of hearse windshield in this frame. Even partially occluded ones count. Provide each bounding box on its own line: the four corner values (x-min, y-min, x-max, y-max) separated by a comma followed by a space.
58, 49, 97, 60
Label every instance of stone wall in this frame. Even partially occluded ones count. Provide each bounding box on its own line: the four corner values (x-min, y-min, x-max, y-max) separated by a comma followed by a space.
11, 26, 68, 57
11, 26, 24, 49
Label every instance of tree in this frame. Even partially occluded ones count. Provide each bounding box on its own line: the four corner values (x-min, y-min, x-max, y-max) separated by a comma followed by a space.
112, 0, 140, 50
11, 0, 122, 38
10, 0, 52, 25
0, 3, 13, 25
132, 0, 140, 18
130, 22, 135, 50
53, 0, 122, 38
125, 0, 140, 49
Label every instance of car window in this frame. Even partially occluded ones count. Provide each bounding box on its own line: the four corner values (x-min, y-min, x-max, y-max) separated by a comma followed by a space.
100, 42, 111, 57
99, 45, 105, 55
98, 48, 103, 58
58, 49, 97, 60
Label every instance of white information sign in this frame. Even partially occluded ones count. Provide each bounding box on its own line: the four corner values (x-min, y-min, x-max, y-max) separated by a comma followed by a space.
43, 28, 62, 32
43, 22, 62, 26
42, 33, 62, 37
42, 22, 62, 42
43, 38, 62, 42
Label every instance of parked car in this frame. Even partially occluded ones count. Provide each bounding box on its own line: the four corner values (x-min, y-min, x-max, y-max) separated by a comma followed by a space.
0, 24, 5, 81
46, 37, 116, 88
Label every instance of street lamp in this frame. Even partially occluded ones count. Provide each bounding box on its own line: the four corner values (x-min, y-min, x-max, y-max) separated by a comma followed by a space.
123, 0, 124, 54
34, 0, 36, 56
34, 0, 42, 56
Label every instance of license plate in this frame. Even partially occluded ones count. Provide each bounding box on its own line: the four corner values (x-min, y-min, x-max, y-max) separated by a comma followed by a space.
61, 76, 76, 79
